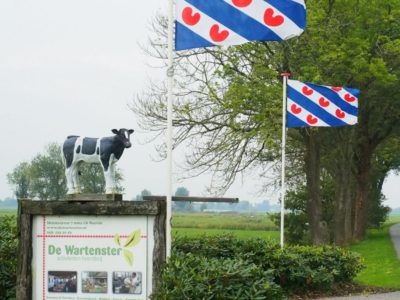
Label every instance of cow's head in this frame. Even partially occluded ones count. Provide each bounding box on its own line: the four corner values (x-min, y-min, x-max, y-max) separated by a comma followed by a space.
112, 128, 134, 148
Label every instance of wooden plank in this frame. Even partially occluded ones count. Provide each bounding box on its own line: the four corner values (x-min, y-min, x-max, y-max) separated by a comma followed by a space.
65, 193, 123, 201
20, 200, 160, 216
152, 200, 166, 290
16, 209, 32, 300
143, 195, 239, 203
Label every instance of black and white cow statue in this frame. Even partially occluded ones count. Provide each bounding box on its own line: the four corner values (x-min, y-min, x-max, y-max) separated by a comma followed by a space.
62, 128, 134, 194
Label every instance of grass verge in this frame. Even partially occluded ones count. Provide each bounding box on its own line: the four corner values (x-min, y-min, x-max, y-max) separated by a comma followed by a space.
349, 218, 400, 288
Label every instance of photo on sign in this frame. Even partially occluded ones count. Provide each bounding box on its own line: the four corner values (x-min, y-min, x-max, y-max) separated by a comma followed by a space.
48, 271, 77, 293
112, 271, 142, 294
82, 271, 108, 293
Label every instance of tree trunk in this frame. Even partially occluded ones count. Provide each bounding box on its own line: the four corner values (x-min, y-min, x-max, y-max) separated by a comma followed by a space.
353, 144, 374, 240
304, 130, 328, 245
333, 130, 354, 245
333, 161, 353, 245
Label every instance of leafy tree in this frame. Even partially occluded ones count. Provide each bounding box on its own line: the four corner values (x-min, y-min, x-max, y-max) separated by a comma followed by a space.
7, 162, 30, 199
136, 189, 152, 201
174, 187, 193, 211
134, 0, 400, 244
28, 143, 67, 200
7, 143, 124, 200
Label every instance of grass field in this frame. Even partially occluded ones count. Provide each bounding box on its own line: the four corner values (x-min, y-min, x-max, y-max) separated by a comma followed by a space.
349, 214, 400, 288
172, 212, 277, 231
173, 227, 280, 240
0, 208, 16, 217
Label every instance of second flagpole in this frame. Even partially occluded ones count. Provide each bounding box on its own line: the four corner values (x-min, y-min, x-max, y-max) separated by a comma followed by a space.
280, 73, 290, 249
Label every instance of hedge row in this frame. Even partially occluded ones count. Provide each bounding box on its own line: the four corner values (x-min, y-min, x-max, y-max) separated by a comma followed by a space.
0, 216, 17, 300
152, 234, 364, 299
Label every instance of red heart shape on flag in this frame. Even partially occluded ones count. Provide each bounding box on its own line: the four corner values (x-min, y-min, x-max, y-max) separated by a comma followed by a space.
291, 104, 302, 114
332, 87, 342, 92
319, 97, 330, 107
302, 86, 313, 96
232, 0, 252, 7
264, 8, 284, 27
336, 109, 345, 119
182, 7, 200, 26
344, 93, 356, 102
209, 24, 229, 42
307, 114, 318, 125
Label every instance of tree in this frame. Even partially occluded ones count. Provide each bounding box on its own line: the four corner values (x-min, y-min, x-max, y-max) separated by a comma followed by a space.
174, 187, 193, 212
7, 143, 124, 200
7, 162, 30, 199
136, 189, 152, 201
134, 0, 400, 244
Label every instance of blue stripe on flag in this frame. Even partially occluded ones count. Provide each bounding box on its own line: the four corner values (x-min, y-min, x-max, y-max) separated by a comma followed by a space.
288, 87, 349, 126
305, 82, 358, 116
344, 87, 360, 97
185, 0, 282, 42
287, 112, 309, 127
266, 0, 306, 28
175, 21, 215, 50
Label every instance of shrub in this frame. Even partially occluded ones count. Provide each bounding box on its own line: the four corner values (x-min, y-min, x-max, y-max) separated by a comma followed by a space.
173, 234, 364, 294
0, 215, 17, 299
151, 253, 284, 300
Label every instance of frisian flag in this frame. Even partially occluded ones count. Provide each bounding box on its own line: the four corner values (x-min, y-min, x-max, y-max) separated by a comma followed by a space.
287, 79, 360, 127
175, 0, 306, 51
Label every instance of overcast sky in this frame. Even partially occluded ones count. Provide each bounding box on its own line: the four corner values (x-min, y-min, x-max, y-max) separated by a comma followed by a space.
0, 0, 399, 207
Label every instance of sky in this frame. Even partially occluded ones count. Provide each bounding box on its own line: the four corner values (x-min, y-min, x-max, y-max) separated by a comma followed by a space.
0, 0, 399, 207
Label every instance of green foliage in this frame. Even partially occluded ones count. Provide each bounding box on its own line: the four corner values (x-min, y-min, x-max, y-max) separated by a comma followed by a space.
152, 253, 283, 300
170, 235, 364, 294
0, 216, 17, 299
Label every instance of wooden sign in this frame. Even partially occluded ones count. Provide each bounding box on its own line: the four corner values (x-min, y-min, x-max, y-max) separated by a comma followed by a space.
16, 199, 166, 300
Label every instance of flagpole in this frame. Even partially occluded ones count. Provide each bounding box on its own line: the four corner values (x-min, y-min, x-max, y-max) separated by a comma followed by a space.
280, 73, 290, 249
166, 0, 174, 258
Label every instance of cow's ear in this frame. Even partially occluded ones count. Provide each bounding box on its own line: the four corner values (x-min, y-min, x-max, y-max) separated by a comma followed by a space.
112, 129, 119, 134
128, 129, 134, 134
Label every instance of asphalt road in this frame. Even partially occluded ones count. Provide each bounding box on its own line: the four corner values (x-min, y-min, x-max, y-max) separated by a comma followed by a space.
315, 292, 400, 299
314, 224, 400, 300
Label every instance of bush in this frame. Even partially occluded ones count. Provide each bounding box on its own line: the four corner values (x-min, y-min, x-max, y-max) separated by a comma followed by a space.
0, 215, 17, 299
172, 234, 364, 294
151, 253, 283, 300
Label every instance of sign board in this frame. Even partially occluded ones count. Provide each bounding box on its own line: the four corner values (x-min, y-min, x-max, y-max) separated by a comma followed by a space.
17, 200, 166, 300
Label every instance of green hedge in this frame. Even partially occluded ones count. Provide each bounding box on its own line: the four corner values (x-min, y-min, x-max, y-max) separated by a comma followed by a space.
0, 216, 17, 300
152, 253, 283, 300
152, 234, 364, 299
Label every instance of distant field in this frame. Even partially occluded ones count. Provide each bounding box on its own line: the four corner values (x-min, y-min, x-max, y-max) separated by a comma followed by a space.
0, 208, 16, 217
173, 227, 280, 241
172, 212, 277, 231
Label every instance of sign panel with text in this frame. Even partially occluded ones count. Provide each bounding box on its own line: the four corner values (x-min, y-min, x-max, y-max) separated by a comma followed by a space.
32, 215, 154, 300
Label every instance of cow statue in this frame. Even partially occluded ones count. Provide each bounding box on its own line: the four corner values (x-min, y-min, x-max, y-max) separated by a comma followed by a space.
62, 128, 134, 194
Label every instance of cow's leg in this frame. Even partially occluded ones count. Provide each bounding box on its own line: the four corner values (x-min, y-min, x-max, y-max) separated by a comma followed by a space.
104, 160, 116, 194
65, 167, 75, 194
71, 162, 81, 193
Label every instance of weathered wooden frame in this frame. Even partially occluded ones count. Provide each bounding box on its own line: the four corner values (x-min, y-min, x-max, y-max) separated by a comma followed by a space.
16, 199, 166, 300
